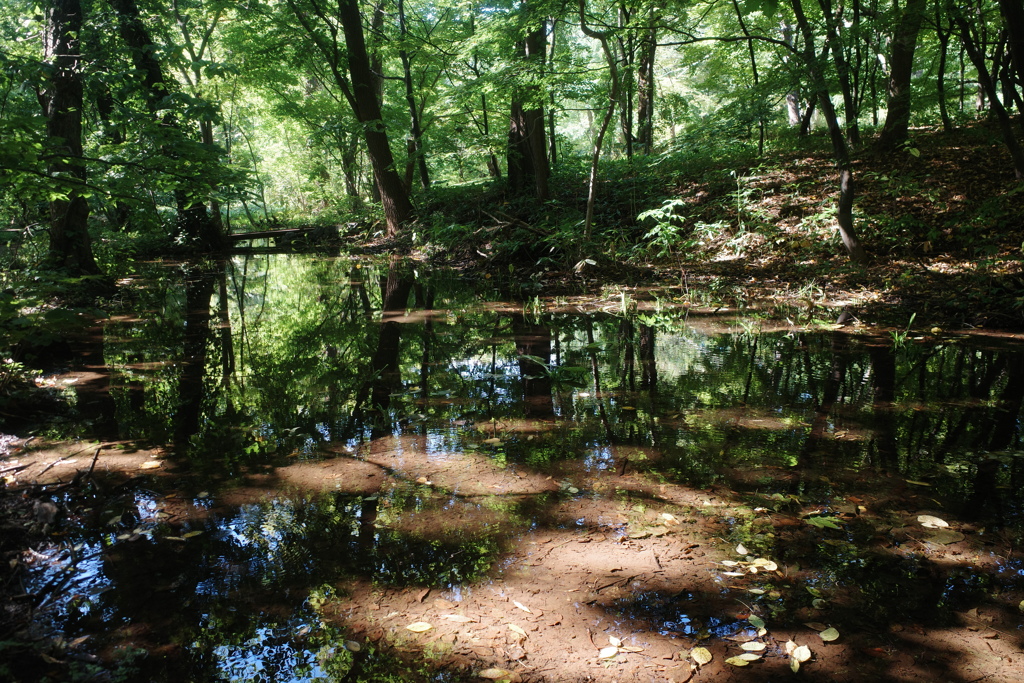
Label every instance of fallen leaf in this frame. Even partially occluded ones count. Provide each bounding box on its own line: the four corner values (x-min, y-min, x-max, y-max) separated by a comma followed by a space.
721, 560, 740, 567
690, 646, 713, 666
741, 642, 766, 651
513, 600, 532, 614
722, 571, 746, 577
483, 438, 502, 445
344, 641, 361, 652
793, 645, 812, 662
725, 656, 750, 666
819, 627, 840, 642
736, 543, 749, 555
598, 646, 619, 659
182, 530, 203, 539
747, 615, 765, 629
804, 622, 829, 631
140, 461, 162, 469
443, 614, 475, 623
507, 624, 527, 637
406, 622, 432, 633
784, 640, 797, 656
747, 588, 766, 595
905, 479, 931, 486
805, 516, 842, 529
1019, 600, 1024, 613
917, 514, 949, 528
619, 646, 644, 653
608, 636, 622, 647
479, 668, 514, 680
738, 652, 761, 661
791, 658, 801, 673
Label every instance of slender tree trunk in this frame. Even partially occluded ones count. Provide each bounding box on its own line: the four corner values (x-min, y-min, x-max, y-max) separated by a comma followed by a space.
43, 0, 101, 276
337, 0, 415, 233
110, 0, 222, 251
579, 0, 619, 240
731, 0, 764, 155
818, 0, 860, 145
952, 5, 1024, 178
398, 0, 430, 191
877, 0, 928, 151
936, 7, 955, 132
635, 20, 656, 154
792, 0, 868, 262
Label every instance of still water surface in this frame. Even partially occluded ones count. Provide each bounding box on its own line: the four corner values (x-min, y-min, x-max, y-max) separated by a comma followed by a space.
24, 253, 1024, 681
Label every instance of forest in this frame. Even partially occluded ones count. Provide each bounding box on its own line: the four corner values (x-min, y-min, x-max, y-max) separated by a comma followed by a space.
3, 0, 1024, 682
2, 0, 1023, 289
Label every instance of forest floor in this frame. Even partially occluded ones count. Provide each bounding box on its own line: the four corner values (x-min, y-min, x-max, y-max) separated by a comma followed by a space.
3, 428, 1023, 682
3, 124, 1024, 682
439, 123, 1024, 332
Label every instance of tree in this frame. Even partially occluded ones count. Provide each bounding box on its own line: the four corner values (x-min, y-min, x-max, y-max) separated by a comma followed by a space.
109, 0, 225, 250
42, 0, 102, 275
507, 2, 551, 201
283, 0, 415, 234
789, 0, 869, 262
877, 0, 929, 152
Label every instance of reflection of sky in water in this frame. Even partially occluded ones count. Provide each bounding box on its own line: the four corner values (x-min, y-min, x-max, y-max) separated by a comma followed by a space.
583, 446, 615, 472
211, 620, 329, 683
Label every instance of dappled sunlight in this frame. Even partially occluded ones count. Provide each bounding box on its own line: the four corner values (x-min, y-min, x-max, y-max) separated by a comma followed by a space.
4, 255, 1024, 682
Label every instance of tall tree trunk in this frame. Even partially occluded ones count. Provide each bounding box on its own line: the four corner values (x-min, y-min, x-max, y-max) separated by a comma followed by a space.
731, 0, 764, 155
579, 0, 618, 240
999, 0, 1024, 91
792, 0, 868, 262
818, 0, 861, 146
398, 0, 430, 191
936, 5, 955, 132
635, 20, 657, 154
337, 0, 415, 234
876, 0, 929, 151
952, 4, 1024, 178
109, 0, 222, 251
507, 11, 550, 200
43, 0, 101, 276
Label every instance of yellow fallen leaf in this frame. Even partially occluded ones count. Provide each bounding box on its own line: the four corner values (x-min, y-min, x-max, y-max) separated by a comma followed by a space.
507, 624, 527, 637
741, 642, 766, 651
747, 588, 766, 595
784, 640, 797, 656
182, 530, 203, 538
725, 656, 750, 666
721, 560, 740, 567
690, 647, 713, 666
608, 636, 622, 647
738, 652, 761, 661
736, 543, 749, 555
793, 644, 812, 662
140, 461, 162, 469
406, 622, 432, 633
819, 627, 839, 642
598, 646, 619, 659
479, 668, 514, 680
